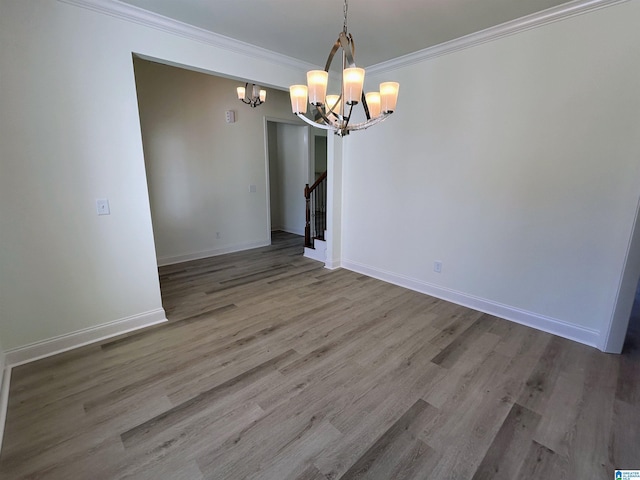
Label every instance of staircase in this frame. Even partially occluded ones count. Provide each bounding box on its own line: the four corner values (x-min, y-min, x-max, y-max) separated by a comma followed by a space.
304, 233, 327, 262
303, 171, 327, 262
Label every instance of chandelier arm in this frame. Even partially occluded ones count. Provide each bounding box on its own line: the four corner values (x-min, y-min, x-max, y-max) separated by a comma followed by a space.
361, 92, 371, 120
325, 40, 341, 72
330, 93, 343, 111
349, 34, 356, 67
326, 102, 343, 121
314, 105, 338, 123
295, 112, 392, 136
294, 113, 336, 131
343, 113, 391, 132
338, 32, 356, 68
314, 105, 341, 127
340, 102, 355, 131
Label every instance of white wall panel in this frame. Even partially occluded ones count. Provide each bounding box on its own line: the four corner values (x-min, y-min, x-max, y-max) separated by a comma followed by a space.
341, 1, 640, 349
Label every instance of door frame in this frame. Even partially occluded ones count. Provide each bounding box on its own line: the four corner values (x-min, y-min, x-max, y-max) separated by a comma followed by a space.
263, 116, 311, 242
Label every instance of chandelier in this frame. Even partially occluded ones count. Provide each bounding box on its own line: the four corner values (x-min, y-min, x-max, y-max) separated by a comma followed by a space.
289, 0, 399, 136
237, 83, 266, 108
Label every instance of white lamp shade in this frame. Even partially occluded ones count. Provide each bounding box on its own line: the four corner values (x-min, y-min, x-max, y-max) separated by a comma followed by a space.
343, 67, 365, 105
237, 86, 246, 100
259, 89, 267, 102
380, 82, 399, 113
307, 70, 329, 106
325, 94, 341, 116
290, 85, 308, 114
365, 92, 381, 118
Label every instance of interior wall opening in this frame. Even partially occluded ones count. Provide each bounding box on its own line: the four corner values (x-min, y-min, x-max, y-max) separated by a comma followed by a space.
132, 56, 308, 318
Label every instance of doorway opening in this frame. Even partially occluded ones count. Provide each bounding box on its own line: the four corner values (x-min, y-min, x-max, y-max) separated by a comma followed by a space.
313, 134, 328, 182
265, 119, 310, 242
132, 56, 310, 319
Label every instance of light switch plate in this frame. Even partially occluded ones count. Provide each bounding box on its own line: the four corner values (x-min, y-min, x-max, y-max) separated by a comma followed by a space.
96, 198, 110, 215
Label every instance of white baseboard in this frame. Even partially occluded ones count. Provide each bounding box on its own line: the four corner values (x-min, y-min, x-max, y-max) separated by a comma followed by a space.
157, 240, 270, 266
279, 226, 305, 236
0, 309, 166, 455
324, 258, 342, 270
342, 259, 601, 349
4, 308, 167, 367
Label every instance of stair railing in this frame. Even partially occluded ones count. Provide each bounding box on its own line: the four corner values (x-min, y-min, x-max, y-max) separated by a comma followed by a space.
304, 171, 327, 248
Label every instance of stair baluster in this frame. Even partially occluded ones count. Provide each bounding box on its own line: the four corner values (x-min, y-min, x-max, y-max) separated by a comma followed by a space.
304, 171, 327, 248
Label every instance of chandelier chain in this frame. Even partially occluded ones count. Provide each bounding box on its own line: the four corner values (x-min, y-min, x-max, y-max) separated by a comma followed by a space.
343, 0, 348, 33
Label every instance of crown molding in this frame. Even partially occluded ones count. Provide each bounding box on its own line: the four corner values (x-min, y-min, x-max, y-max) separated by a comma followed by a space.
56, 0, 628, 78
368, 0, 629, 75
57, 0, 319, 73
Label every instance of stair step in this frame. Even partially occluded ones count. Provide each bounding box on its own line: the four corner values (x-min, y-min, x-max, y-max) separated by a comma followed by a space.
304, 237, 326, 263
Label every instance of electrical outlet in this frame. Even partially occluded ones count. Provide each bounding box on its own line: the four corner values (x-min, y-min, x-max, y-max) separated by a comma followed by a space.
434, 261, 442, 273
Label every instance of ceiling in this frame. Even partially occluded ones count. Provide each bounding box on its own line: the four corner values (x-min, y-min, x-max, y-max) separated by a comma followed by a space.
120, 0, 574, 68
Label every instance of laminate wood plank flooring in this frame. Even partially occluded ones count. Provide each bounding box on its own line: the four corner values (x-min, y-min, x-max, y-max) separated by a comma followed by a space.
1, 231, 639, 479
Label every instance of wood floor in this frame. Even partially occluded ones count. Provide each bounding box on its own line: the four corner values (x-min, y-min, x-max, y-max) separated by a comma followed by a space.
1, 231, 639, 479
